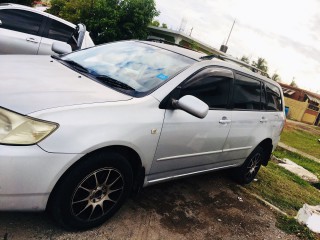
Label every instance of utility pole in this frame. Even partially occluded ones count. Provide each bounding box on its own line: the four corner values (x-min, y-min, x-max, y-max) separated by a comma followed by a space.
189, 27, 193, 37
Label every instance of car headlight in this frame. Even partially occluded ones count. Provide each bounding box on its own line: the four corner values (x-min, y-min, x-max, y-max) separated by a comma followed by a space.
0, 108, 58, 145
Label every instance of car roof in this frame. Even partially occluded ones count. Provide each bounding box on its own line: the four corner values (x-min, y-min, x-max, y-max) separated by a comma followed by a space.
211, 58, 282, 88
140, 41, 206, 61
0, 3, 76, 28
138, 41, 281, 89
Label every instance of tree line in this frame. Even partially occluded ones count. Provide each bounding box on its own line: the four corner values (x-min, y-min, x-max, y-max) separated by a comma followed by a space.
3, 0, 159, 44
240, 56, 297, 87
48, 0, 159, 44
2, 0, 297, 87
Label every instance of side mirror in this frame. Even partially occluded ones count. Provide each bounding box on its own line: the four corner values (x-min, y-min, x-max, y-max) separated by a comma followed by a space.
173, 95, 209, 119
0, 20, 2, 25
76, 23, 86, 49
51, 42, 72, 54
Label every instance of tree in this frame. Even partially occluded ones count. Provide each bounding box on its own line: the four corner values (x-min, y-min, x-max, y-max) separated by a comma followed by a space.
161, 23, 168, 29
0, 0, 33, 5
271, 73, 281, 82
290, 79, 298, 87
189, 40, 199, 51
252, 57, 268, 73
240, 56, 250, 64
48, 0, 159, 44
150, 20, 160, 27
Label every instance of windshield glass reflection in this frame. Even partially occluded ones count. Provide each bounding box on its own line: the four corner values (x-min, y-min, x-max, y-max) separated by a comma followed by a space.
62, 41, 196, 94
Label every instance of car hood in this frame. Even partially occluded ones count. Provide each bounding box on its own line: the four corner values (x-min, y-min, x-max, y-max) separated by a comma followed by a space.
0, 55, 132, 114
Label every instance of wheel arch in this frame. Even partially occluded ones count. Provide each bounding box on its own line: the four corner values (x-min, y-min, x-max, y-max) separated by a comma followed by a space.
256, 138, 273, 166
46, 145, 145, 210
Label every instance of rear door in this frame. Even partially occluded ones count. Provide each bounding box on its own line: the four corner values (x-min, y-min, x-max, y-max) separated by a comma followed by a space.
221, 73, 269, 162
0, 9, 44, 54
149, 67, 233, 179
264, 82, 285, 141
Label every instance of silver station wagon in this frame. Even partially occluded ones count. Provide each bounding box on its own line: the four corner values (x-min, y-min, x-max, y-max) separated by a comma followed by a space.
0, 40, 285, 229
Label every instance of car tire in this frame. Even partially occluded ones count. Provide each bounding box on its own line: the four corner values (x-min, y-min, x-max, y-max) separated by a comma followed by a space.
49, 151, 133, 230
232, 146, 264, 184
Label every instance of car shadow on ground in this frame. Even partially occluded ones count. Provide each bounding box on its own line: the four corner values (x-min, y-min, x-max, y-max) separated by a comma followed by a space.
0, 171, 290, 240
0, 172, 230, 230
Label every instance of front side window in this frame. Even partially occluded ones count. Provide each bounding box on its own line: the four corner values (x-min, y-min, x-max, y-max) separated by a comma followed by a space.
0, 9, 43, 35
233, 74, 261, 110
60, 41, 196, 95
266, 83, 282, 111
47, 19, 74, 42
180, 69, 231, 109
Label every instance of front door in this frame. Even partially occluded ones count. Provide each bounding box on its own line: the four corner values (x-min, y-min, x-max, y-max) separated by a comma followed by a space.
149, 67, 234, 178
0, 9, 44, 54
38, 18, 75, 55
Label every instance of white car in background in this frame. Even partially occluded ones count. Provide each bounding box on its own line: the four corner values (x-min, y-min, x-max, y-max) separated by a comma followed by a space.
0, 3, 94, 55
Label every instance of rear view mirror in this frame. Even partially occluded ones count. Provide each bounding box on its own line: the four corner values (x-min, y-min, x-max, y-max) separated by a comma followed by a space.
52, 42, 72, 54
173, 95, 209, 119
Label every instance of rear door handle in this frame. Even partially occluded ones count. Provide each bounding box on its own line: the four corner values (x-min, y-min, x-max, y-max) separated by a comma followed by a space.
219, 119, 231, 124
260, 117, 268, 123
26, 37, 39, 43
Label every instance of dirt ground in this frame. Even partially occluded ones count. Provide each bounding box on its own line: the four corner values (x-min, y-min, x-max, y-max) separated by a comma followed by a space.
285, 119, 320, 136
0, 172, 298, 240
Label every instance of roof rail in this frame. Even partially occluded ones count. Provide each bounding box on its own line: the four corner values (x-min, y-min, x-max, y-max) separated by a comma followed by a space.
146, 38, 195, 51
200, 54, 270, 78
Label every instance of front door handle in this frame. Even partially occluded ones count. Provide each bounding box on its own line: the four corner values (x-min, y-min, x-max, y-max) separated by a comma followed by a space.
219, 117, 231, 124
260, 117, 268, 123
26, 37, 39, 43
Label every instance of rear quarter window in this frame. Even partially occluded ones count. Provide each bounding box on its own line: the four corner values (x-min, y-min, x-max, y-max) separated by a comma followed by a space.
266, 83, 283, 111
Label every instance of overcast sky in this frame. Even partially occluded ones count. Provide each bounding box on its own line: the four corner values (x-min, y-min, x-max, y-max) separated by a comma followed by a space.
154, 0, 320, 93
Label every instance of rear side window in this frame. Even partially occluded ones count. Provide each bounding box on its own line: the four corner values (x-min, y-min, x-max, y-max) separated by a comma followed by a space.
0, 9, 43, 36
180, 71, 231, 109
233, 75, 262, 110
266, 83, 282, 111
47, 19, 74, 42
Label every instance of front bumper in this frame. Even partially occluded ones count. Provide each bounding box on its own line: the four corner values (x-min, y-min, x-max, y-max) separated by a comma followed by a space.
0, 145, 82, 211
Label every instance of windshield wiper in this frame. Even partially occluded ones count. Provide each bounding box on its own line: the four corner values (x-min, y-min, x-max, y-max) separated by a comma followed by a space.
62, 60, 89, 73
51, 55, 61, 60
95, 75, 135, 91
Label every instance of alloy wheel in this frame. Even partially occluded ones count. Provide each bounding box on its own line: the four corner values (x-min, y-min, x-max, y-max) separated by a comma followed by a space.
71, 168, 124, 222
245, 153, 261, 180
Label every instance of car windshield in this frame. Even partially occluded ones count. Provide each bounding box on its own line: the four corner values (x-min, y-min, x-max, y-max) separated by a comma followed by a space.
61, 41, 196, 95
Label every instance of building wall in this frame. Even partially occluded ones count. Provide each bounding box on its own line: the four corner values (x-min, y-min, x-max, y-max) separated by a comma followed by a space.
148, 31, 175, 43
305, 108, 319, 116
302, 113, 317, 124
302, 109, 318, 124
284, 97, 308, 121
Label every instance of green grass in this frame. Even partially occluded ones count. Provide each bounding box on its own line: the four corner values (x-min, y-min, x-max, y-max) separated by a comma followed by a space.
276, 215, 317, 240
249, 123, 320, 239
273, 148, 320, 179
245, 161, 320, 216
281, 128, 320, 159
